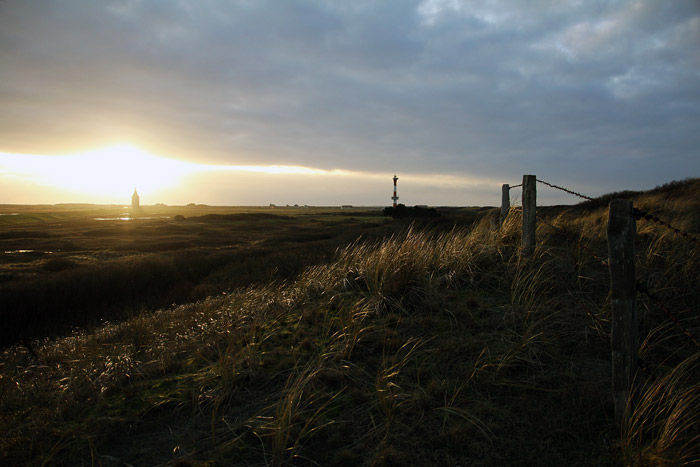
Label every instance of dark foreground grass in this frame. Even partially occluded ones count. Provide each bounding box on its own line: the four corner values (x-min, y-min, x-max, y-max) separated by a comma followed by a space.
1, 181, 699, 466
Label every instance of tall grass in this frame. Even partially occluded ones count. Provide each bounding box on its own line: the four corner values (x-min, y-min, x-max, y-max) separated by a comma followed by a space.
622, 353, 700, 466
1, 180, 699, 465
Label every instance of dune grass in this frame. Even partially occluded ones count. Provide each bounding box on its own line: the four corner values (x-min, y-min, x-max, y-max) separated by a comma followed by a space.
1, 180, 699, 465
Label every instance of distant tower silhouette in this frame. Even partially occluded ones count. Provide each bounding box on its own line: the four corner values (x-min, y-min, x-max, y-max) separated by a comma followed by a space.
391, 175, 399, 208
132, 188, 140, 209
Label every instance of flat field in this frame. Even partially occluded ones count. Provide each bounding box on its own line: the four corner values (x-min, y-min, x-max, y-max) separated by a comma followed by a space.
0, 204, 398, 346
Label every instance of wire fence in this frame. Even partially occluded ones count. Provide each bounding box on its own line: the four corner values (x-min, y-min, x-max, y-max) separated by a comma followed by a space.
507, 177, 700, 356
535, 177, 699, 244
633, 208, 700, 247
536, 178, 595, 201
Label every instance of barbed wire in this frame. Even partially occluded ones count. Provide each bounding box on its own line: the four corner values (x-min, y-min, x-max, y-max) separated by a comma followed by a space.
509, 183, 522, 189
508, 177, 700, 352
533, 178, 699, 246
635, 282, 700, 352
536, 212, 700, 353
633, 207, 700, 247
536, 179, 595, 201
630, 208, 700, 350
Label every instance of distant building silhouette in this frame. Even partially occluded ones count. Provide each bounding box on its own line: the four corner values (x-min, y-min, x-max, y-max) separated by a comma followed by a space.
132, 189, 140, 209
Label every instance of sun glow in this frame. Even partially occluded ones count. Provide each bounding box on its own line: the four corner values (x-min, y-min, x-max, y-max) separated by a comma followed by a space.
0, 145, 357, 203
0, 145, 201, 201
0, 144, 500, 205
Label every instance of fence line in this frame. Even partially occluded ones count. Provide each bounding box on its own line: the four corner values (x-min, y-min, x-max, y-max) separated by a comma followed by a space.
633, 207, 700, 247
536, 212, 700, 353
536, 178, 595, 201
501, 177, 699, 249
533, 180, 700, 350
500, 175, 700, 423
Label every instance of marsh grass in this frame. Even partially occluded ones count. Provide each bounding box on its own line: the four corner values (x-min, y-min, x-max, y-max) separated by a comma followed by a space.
0, 210, 392, 346
1, 180, 699, 465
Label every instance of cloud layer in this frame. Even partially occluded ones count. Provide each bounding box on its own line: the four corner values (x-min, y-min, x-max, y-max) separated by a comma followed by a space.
1, 0, 698, 204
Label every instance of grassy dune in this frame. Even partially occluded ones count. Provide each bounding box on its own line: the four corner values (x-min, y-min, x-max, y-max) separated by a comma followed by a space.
1, 181, 699, 466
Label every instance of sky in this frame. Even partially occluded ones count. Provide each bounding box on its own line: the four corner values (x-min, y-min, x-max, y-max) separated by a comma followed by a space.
0, 0, 698, 207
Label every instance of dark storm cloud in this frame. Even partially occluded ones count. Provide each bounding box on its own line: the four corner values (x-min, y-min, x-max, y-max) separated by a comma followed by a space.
1, 0, 698, 197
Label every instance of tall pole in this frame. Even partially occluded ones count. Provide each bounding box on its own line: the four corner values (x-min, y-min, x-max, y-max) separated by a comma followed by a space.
522, 175, 536, 256
392, 175, 399, 208
500, 184, 510, 227
608, 199, 638, 422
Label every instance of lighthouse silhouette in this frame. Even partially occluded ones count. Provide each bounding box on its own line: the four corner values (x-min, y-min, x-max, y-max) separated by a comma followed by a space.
132, 188, 140, 209
391, 175, 399, 208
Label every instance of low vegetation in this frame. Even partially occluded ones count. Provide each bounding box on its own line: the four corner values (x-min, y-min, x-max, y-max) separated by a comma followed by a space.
0, 207, 394, 345
1, 180, 699, 465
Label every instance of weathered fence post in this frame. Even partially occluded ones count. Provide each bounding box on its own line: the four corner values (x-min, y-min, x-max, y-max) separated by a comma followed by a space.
607, 199, 638, 423
500, 184, 510, 227
522, 175, 536, 255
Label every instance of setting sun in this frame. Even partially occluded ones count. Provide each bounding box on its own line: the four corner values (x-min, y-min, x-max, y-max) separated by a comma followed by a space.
0, 144, 200, 201
0, 145, 356, 203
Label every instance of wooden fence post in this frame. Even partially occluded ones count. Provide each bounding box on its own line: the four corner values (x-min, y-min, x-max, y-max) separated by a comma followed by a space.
500, 184, 510, 227
522, 175, 536, 255
607, 199, 638, 423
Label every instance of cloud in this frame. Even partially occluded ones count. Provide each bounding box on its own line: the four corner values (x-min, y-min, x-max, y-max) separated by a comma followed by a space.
0, 0, 698, 205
